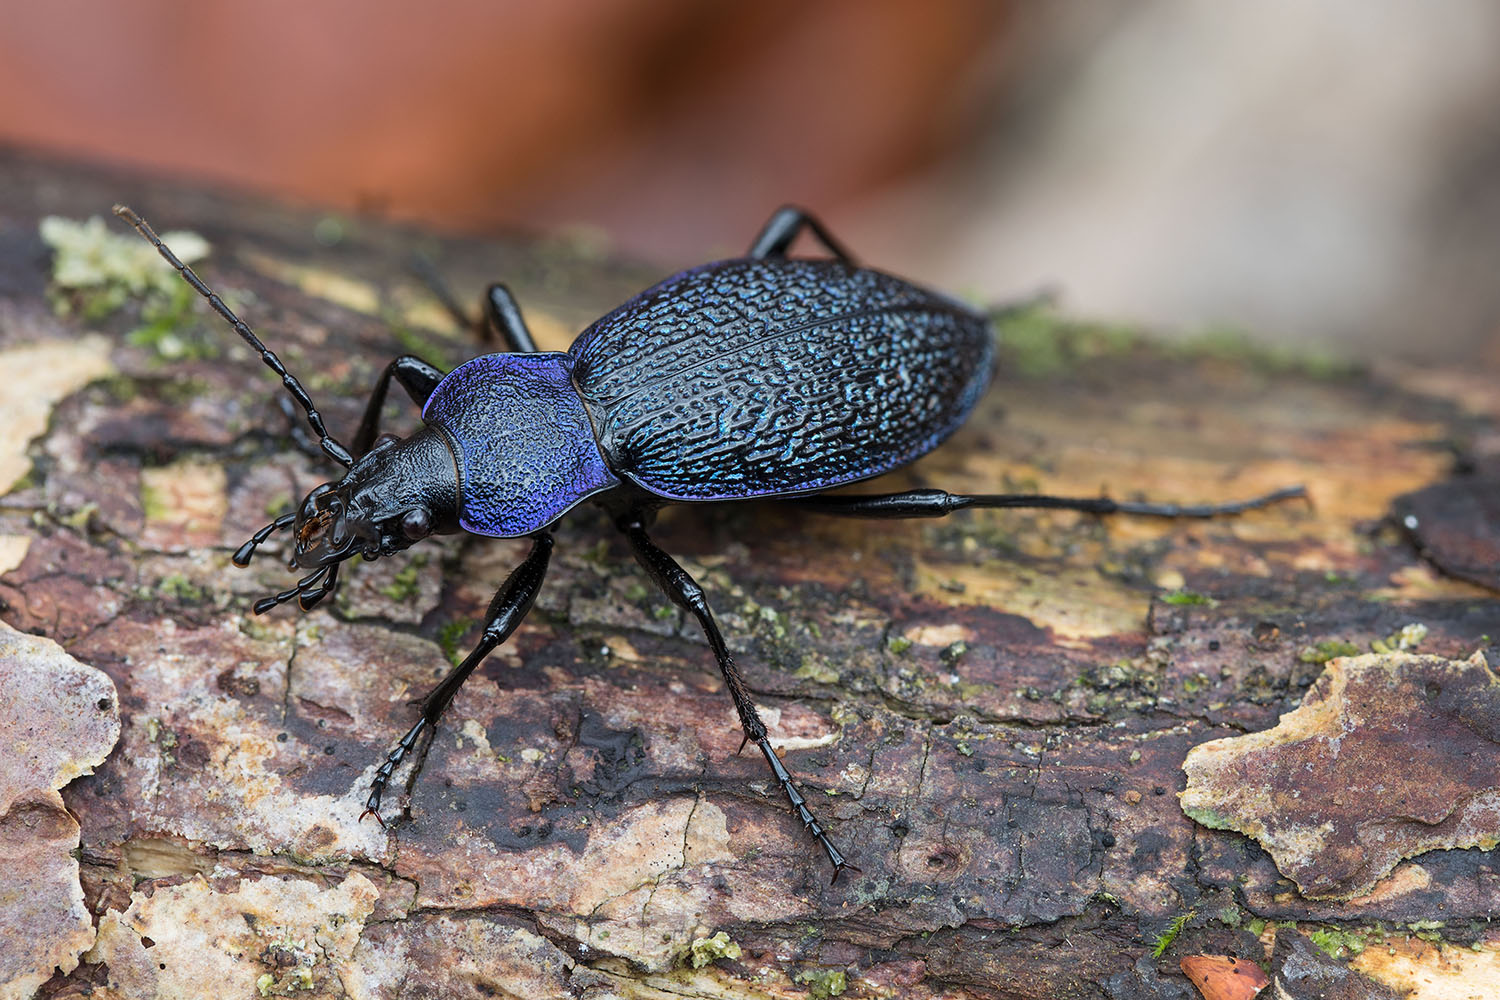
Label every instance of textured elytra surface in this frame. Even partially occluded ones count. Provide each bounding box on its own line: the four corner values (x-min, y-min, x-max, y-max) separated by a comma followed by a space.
5, 152, 1500, 999
571, 257, 993, 500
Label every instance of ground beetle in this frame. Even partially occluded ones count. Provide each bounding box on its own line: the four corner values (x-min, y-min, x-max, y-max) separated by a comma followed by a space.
114, 204, 1304, 882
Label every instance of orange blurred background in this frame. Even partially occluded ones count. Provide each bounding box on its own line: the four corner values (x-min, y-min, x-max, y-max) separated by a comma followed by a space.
0, 1, 1009, 257
4, 0, 1500, 361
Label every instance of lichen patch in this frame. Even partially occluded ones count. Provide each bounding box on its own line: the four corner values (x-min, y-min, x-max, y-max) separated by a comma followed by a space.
87, 870, 378, 1000
1182, 651, 1500, 899
0, 620, 120, 999
0, 336, 113, 494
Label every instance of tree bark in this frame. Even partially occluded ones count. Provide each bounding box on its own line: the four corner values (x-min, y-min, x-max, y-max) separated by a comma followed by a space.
1, 149, 1497, 999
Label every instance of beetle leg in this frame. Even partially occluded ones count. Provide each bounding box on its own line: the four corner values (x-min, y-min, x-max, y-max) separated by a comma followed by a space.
481, 284, 539, 353
617, 514, 859, 883
362, 532, 553, 824
350, 355, 445, 458
790, 485, 1309, 519
747, 205, 854, 264
409, 249, 539, 354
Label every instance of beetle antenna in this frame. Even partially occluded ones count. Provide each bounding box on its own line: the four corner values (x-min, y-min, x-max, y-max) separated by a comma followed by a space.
112, 205, 354, 469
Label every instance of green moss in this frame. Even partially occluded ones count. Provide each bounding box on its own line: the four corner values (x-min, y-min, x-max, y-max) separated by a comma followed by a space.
139, 478, 173, 521
744, 600, 791, 639
993, 300, 1356, 384
1406, 919, 1445, 942
1152, 911, 1193, 958
436, 618, 476, 667
886, 635, 913, 655
42, 214, 209, 320
1173, 326, 1357, 379
264, 493, 293, 519
158, 573, 205, 603
239, 617, 279, 642
126, 281, 219, 361
1182, 672, 1211, 695
312, 216, 347, 247
1182, 805, 1233, 831
59, 502, 99, 533
1246, 918, 1267, 937
793, 968, 848, 998
793, 661, 841, 684
687, 931, 741, 968
379, 561, 422, 602
40, 215, 218, 360
96, 373, 141, 403
155, 374, 215, 405
1162, 590, 1215, 607
994, 306, 1139, 378
7, 463, 39, 494
1299, 639, 1361, 664
1376, 622, 1428, 653
1309, 926, 1368, 959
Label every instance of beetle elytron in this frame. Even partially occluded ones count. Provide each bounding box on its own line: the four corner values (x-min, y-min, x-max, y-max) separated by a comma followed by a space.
115, 204, 1302, 881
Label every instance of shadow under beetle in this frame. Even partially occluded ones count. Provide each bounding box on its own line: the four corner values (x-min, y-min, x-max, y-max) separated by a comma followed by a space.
114, 204, 1305, 883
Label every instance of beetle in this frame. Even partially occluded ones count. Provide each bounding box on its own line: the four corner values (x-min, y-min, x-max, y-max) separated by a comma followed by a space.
114, 204, 1303, 882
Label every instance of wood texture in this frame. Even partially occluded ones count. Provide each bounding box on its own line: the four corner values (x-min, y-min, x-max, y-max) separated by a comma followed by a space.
2, 150, 1498, 999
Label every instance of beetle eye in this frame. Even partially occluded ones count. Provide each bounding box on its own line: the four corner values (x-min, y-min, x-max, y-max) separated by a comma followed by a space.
401, 508, 432, 540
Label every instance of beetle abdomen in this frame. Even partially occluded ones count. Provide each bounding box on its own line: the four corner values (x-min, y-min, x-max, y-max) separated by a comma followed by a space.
571, 258, 994, 501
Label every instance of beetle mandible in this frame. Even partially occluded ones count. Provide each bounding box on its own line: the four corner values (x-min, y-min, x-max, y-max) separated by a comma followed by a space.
114, 204, 1304, 882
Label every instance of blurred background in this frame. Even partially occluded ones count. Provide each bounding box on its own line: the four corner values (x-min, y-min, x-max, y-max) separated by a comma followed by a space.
3, 0, 1499, 361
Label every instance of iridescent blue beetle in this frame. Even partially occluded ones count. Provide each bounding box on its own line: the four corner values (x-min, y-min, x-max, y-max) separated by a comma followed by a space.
115, 205, 1303, 882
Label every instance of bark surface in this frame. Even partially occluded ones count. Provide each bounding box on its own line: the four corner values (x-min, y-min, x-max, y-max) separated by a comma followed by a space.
2, 151, 1498, 999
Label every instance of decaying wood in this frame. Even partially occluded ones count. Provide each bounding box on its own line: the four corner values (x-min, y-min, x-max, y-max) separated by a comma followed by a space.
1, 149, 1498, 999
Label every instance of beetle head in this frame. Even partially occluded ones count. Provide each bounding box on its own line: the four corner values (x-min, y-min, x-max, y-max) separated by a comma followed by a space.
290, 426, 460, 569
237, 426, 460, 614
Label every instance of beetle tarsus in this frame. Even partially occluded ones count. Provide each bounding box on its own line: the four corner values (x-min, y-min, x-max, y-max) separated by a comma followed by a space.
755, 735, 858, 881
361, 534, 554, 823
364, 715, 430, 823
